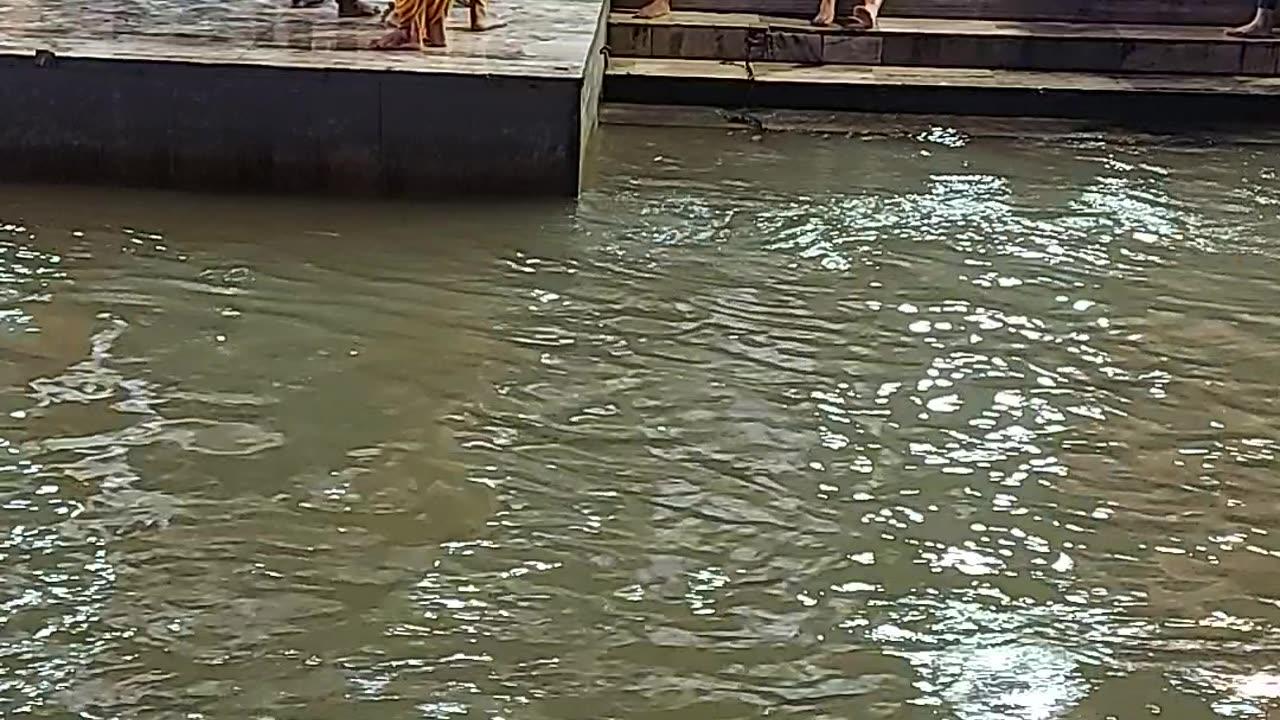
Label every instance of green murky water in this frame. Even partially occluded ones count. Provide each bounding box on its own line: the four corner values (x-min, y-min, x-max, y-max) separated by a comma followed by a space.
2, 124, 1280, 719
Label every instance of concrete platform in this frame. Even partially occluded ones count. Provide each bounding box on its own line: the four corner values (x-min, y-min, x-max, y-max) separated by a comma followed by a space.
602, 101, 1280, 139
607, 58, 1280, 121
609, 12, 1280, 76
604, 0, 1280, 122
0, 0, 607, 196
610, 0, 1255, 26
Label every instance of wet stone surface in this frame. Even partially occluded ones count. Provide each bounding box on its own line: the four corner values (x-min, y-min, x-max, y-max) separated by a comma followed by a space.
0, 0, 602, 74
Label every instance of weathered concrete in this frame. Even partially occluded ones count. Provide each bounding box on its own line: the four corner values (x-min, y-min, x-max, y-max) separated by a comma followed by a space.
607, 13, 1280, 77
609, 0, 1255, 26
607, 58, 1280, 123
0, 0, 608, 197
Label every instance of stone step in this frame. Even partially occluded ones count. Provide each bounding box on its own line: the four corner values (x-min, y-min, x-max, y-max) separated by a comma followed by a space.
610, 0, 1254, 27
608, 13, 1280, 76
605, 57, 1280, 118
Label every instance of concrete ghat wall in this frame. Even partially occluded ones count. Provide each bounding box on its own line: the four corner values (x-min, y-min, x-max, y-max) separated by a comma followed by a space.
578, 0, 609, 190
609, 0, 1255, 25
0, 53, 588, 197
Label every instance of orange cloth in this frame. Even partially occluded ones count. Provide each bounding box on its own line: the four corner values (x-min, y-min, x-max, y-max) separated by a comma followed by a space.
386, 0, 452, 46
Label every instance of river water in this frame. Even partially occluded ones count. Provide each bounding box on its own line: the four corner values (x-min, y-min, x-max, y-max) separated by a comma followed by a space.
2, 124, 1279, 720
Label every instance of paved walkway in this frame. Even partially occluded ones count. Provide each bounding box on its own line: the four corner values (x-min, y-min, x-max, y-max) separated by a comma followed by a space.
0, 0, 602, 76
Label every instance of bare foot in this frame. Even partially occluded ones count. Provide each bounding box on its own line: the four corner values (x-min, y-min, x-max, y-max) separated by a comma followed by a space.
338, 0, 378, 17
371, 27, 417, 48
633, 0, 671, 19
851, 3, 876, 28
812, 0, 835, 26
1228, 9, 1274, 36
467, 4, 509, 31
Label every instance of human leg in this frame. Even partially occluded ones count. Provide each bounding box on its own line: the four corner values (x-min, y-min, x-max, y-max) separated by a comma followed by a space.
633, 0, 671, 19
467, 0, 509, 32
851, 0, 882, 29
812, 0, 836, 26
1228, 0, 1276, 37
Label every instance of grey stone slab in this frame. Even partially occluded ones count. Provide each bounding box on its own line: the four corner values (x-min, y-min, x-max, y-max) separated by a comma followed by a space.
165, 63, 384, 193
0, 55, 175, 185
378, 71, 582, 195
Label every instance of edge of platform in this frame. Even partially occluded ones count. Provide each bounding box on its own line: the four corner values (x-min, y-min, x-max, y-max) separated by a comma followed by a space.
605, 57, 1280, 121
0, 5, 610, 198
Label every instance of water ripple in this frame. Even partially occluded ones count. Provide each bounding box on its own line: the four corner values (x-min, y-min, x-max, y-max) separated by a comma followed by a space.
1, 129, 1280, 718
